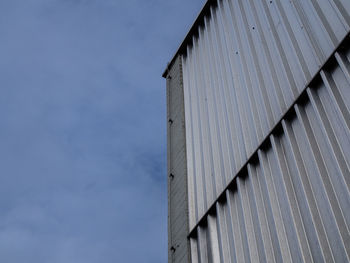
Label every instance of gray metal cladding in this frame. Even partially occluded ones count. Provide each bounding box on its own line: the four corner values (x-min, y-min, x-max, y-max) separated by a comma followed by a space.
165, 0, 350, 262
182, 0, 350, 229
167, 56, 191, 263
188, 42, 350, 262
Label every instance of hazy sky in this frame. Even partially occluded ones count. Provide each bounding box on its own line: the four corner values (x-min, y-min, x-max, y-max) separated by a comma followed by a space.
0, 0, 203, 262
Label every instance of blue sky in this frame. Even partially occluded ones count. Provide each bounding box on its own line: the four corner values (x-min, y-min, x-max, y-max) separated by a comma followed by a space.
0, 0, 203, 262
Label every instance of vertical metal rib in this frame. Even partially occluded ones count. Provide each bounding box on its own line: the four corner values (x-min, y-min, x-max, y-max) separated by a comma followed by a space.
166, 0, 350, 261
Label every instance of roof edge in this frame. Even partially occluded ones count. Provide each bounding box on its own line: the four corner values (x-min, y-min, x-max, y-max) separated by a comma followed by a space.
162, 0, 216, 78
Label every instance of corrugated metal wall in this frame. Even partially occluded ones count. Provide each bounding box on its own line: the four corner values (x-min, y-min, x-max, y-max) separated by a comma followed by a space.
188, 45, 350, 262
172, 0, 350, 261
182, 0, 350, 230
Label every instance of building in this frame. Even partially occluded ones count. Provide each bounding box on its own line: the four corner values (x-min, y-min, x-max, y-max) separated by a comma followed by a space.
164, 0, 350, 262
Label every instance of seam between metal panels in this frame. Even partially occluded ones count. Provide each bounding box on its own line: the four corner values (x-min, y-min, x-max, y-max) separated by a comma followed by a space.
188, 31, 350, 239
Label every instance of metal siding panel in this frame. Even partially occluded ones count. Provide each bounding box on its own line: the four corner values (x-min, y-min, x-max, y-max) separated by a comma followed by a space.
181, 0, 350, 226
166, 0, 350, 262
183, 54, 198, 229
167, 57, 191, 263
247, 164, 277, 263
216, 203, 233, 263
185, 45, 350, 261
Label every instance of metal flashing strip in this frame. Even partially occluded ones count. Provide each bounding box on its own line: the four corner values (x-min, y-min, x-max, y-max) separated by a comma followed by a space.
188, 31, 350, 239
